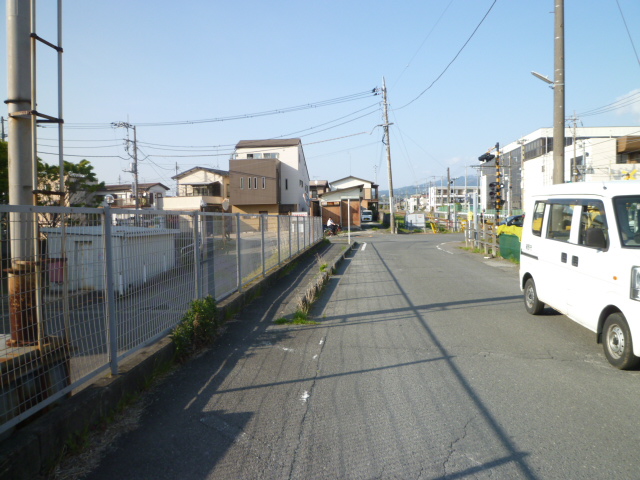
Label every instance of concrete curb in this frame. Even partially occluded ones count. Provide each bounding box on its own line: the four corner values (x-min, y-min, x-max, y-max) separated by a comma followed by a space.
0, 240, 352, 480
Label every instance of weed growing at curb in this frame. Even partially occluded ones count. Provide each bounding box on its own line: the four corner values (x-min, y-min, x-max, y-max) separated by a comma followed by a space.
275, 310, 318, 325
316, 253, 328, 272
171, 296, 220, 361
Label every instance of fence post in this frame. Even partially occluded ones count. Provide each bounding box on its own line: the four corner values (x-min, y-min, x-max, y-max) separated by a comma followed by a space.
261, 214, 266, 276
277, 215, 281, 266
193, 213, 202, 299
236, 213, 242, 291
297, 217, 300, 253
102, 207, 119, 376
483, 223, 489, 256
288, 215, 292, 259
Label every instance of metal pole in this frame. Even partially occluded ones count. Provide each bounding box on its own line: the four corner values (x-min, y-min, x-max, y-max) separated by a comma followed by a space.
103, 206, 119, 375
193, 213, 201, 299
347, 198, 351, 244
288, 215, 292, 259
277, 215, 281, 266
261, 214, 265, 276
133, 125, 139, 210
553, 0, 565, 184
236, 213, 242, 291
382, 77, 396, 234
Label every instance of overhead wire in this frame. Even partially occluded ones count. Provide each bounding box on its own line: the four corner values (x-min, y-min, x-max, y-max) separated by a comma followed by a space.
615, 0, 640, 71
395, 0, 498, 111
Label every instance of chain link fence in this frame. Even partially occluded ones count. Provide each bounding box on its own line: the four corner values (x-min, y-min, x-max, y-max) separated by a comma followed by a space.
0, 205, 321, 435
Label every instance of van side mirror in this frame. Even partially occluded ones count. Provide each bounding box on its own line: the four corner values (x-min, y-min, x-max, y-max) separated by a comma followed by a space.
586, 228, 607, 249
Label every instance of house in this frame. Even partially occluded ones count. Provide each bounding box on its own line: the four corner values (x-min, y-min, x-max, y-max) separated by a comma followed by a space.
229, 139, 310, 215
99, 183, 169, 209
309, 180, 330, 217
329, 176, 379, 212
164, 167, 230, 212
319, 184, 363, 228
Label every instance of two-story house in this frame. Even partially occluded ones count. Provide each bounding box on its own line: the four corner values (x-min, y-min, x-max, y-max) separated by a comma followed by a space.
164, 167, 230, 212
229, 139, 310, 215
329, 176, 379, 212
99, 183, 169, 209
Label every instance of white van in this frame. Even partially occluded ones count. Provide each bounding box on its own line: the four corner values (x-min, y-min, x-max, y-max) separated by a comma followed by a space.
520, 181, 640, 369
361, 210, 373, 222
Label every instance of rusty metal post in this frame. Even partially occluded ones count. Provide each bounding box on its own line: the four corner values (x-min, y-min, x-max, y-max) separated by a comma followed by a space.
6, 260, 37, 346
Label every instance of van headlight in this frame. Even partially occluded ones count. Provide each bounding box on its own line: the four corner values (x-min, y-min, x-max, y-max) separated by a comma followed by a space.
632, 267, 640, 301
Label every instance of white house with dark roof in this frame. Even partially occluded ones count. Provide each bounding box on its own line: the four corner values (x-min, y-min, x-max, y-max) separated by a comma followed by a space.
164, 166, 230, 212
99, 183, 169, 209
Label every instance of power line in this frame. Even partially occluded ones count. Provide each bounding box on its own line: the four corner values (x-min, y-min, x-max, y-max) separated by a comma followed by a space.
395, 0, 498, 111
615, 0, 640, 71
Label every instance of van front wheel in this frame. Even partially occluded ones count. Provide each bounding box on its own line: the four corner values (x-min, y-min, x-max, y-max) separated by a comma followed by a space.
603, 313, 640, 370
524, 278, 544, 315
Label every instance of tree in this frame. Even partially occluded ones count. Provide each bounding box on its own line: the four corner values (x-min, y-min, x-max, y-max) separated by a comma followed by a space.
38, 158, 105, 208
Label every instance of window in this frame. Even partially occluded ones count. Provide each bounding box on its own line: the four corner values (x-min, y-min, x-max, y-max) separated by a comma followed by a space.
247, 153, 263, 159
262, 177, 266, 189
263, 153, 279, 159
248, 177, 252, 189
546, 203, 574, 242
614, 196, 640, 247
285, 179, 288, 190
578, 200, 607, 248
532, 201, 545, 236
254, 177, 258, 189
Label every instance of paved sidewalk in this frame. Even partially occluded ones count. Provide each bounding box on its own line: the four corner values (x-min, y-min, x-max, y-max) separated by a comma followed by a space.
0, 240, 353, 480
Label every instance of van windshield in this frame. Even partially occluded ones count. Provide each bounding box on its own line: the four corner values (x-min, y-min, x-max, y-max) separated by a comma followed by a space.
614, 196, 640, 248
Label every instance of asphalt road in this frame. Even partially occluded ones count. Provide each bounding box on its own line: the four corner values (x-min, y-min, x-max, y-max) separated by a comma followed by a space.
82, 232, 640, 480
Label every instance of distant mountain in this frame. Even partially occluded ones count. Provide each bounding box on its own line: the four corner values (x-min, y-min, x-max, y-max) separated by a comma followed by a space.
379, 176, 478, 197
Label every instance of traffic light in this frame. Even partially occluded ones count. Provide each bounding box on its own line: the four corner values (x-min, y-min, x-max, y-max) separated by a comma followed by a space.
488, 182, 502, 208
478, 152, 495, 162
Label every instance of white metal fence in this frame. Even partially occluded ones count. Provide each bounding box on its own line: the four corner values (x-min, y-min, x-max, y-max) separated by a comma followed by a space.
0, 205, 322, 435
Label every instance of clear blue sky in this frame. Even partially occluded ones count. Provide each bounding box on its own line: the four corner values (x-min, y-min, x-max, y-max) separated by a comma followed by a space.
2, 0, 639, 193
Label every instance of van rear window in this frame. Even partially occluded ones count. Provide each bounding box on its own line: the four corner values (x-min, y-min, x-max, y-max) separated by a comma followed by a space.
614, 196, 640, 248
532, 202, 545, 236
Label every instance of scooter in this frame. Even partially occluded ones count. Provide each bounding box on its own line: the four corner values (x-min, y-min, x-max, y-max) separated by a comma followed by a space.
324, 224, 342, 236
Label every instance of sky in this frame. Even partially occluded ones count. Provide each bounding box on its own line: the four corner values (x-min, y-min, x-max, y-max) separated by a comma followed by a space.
2, 0, 640, 194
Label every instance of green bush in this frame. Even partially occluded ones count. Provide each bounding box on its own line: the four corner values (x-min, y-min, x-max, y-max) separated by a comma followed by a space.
171, 296, 219, 360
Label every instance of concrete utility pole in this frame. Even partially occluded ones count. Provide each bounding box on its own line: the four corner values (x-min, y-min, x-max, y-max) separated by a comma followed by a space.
7, 0, 34, 260
112, 122, 139, 209
382, 77, 396, 234
553, 0, 565, 184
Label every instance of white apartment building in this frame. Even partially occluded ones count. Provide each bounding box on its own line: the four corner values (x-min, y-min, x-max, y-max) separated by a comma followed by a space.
480, 126, 640, 213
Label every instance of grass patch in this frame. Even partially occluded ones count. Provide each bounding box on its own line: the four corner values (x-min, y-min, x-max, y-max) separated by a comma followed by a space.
275, 310, 318, 325
171, 296, 220, 361
316, 253, 328, 272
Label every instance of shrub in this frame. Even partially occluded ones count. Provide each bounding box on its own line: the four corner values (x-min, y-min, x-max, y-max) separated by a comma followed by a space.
171, 296, 219, 360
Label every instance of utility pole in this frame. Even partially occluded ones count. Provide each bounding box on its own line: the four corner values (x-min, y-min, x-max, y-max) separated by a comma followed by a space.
382, 77, 396, 234
447, 167, 451, 229
553, 0, 565, 184
112, 122, 139, 210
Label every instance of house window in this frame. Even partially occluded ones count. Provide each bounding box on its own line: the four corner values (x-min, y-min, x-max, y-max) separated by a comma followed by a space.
240, 177, 244, 189
299, 180, 303, 188
285, 179, 288, 190
262, 177, 266, 189
247, 153, 263, 159
248, 177, 252, 189
263, 153, 279, 159
254, 177, 258, 189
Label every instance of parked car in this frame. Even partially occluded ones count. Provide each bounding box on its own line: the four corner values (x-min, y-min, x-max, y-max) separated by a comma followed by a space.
498, 214, 524, 227
361, 210, 373, 222
520, 181, 640, 369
